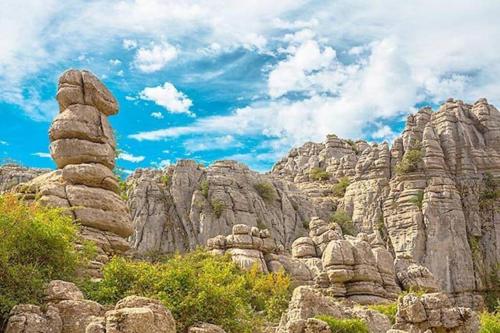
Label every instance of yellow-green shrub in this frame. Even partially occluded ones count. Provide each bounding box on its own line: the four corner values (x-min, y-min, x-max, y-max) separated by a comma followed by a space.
254, 182, 276, 202
0, 195, 90, 326
367, 303, 397, 324
396, 148, 423, 175
81, 249, 292, 333
332, 177, 350, 197
315, 315, 369, 333
480, 311, 500, 333
331, 209, 356, 236
310, 167, 330, 181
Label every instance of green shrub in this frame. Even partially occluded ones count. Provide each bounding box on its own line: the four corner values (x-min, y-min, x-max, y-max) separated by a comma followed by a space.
310, 167, 330, 181
480, 311, 500, 333
254, 182, 276, 203
200, 180, 209, 198
82, 250, 292, 333
479, 172, 499, 209
367, 303, 397, 324
409, 191, 424, 210
331, 209, 356, 236
0, 195, 91, 326
396, 148, 423, 175
160, 174, 170, 186
315, 315, 369, 333
332, 177, 350, 197
211, 199, 225, 218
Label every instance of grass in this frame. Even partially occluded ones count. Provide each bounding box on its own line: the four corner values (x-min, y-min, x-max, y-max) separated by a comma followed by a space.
331, 209, 356, 236
315, 315, 369, 333
254, 182, 276, 203
310, 167, 330, 181
367, 303, 397, 324
332, 177, 350, 197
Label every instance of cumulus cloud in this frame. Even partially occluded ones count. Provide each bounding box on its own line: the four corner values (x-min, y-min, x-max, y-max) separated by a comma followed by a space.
150, 111, 164, 119
139, 82, 193, 115
133, 42, 178, 73
118, 151, 145, 163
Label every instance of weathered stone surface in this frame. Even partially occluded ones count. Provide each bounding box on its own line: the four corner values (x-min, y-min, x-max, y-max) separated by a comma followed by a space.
50, 139, 115, 169
5, 304, 62, 333
45, 280, 84, 303
188, 323, 226, 333
61, 164, 119, 193
0, 164, 49, 193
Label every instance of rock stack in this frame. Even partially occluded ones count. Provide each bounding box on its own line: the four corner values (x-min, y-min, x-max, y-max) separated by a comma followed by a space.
16, 69, 133, 275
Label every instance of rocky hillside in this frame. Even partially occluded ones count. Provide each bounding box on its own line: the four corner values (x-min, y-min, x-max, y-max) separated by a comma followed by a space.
272, 98, 500, 309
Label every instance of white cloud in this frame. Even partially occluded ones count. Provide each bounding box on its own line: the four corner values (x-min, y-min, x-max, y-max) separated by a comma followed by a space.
133, 42, 178, 73
151, 159, 171, 169
150, 111, 164, 119
122, 39, 137, 50
183, 135, 242, 152
0, 140, 8, 145
32, 152, 51, 158
118, 151, 145, 163
139, 82, 193, 115
109, 59, 121, 65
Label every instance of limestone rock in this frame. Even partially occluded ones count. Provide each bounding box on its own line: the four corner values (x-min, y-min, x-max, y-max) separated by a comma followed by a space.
0, 164, 49, 193
5, 304, 62, 333
188, 323, 226, 333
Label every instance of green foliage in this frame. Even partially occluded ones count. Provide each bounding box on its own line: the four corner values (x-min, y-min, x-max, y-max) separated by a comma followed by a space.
332, 177, 350, 197
256, 219, 266, 230
367, 303, 397, 324
118, 178, 128, 200
345, 139, 359, 154
479, 172, 499, 209
309, 167, 330, 181
302, 220, 310, 230
160, 174, 170, 186
211, 199, 225, 218
331, 209, 356, 236
200, 180, 209, 198
315, 315, 369, 333
485, 265, 500, 312
0, 195, 91, 326
396, 148, 423, 175
81, 250, 292, 333
254, 182, 276, 203
469, 235, 481, 256
399, 288, 426, 298
480, 311, 500, 333
409, 191, 424, 210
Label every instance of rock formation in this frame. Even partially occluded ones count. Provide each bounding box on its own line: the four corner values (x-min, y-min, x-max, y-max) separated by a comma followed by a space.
0, 164, 49, 193
14, 69, 133, 276
4, 280, 176, 333
127, 160, 321, 255
271, 98, 500, 308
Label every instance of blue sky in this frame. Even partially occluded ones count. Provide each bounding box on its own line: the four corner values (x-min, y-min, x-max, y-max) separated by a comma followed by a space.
1, 1, 500, 173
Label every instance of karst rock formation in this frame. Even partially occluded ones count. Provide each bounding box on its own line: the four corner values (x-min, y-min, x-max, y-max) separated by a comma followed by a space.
12, 69, 133, 276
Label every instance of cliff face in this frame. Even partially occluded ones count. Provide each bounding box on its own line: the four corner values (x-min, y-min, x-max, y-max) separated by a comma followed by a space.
0, 164, 49, 193
272, 98, 500, 307
127, 160, 323, 255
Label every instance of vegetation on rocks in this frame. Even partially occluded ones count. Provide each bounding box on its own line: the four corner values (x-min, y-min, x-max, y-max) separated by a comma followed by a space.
315, 315, 369, 333
309, 167, 330, 181
409, 190, 424, 210
254, 182, 276, 202
200, 180, 209, 198
0, 194, 93, 326
211, 199, 225, 218
479, 172, 499, 209
367, 302, 397, 324
395, 148, 423, 175
479, 310, 500, 333
332, 176, 350, 197
81, 249, 292, 333
331, 209, 356, 236
161, 174, 170, 186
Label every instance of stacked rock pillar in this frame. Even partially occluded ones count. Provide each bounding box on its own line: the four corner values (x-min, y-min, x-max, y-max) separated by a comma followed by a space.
49, 69, 132, 275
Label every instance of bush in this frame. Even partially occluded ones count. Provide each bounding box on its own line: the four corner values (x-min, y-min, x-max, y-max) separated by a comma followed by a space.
0, 195, 91, 326
332, 177, 350, 197
480, 311, 500, 333
409, 191, 424, 210
367, 303, 397, 324
211, 199, 225, 218
331, 209, 356, 236
254, 182, 276, 203
200, 180, 209, 198
396, 148, 423, 175
82, 250, 292, 333
479, 172, 499, 209
160, 174, 170, 186
310, 167, 330, 181
315, 315, 369, 333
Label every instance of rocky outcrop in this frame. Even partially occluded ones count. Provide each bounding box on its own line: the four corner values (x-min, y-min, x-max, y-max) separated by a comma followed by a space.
208, 217, 401, 304
5, 281, 176, 333
271, 98, 500, 308
127, 160, 322, 255
188, 323, 226, 333
393, 292, 479, 332
276, 286, 392, 333
0, 164, 49, 193
13, 69, 133, 276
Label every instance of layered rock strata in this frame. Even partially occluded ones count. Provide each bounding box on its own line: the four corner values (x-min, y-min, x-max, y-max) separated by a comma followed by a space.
0, 164, 49, 193
271, 98, 500, 308
14, 70, 133, 275
127, 160, 321, 255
